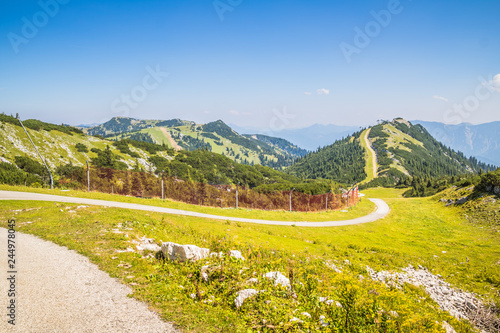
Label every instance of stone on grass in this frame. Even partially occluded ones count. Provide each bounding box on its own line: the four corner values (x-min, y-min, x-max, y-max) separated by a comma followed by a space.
263, 271, 291, 289
201, 265, 210, 282
235, 289, 259, 308
161, 242, 209, 262
230, 250, 245, 260
134, 236, 161, 252
246, 278, 259, 284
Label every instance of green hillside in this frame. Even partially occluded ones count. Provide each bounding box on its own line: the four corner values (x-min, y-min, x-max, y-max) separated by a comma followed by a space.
243, 134, 308, 158
0, 114, 161, 170
86, 117, 305, 169
0, 114, 338, 194
286, 118, 494, 187
286, 131, 367, 184
365, 118, 494, 186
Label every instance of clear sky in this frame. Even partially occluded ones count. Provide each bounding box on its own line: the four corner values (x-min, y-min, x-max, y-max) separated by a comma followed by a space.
1, 0, 499, 130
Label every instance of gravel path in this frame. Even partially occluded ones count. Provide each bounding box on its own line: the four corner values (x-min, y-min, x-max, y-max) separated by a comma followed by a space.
364, 128, 378, 180
0, 191, 390, 227
0, 229, 178, 333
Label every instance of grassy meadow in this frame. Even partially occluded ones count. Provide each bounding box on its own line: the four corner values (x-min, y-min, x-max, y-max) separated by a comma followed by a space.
0, 187, 498, 332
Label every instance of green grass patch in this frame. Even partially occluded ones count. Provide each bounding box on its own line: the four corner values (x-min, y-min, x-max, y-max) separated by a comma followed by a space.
0, 187, 498, 331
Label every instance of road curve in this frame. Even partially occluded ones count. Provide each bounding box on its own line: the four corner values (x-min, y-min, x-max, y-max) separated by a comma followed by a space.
0, 190, 390, 227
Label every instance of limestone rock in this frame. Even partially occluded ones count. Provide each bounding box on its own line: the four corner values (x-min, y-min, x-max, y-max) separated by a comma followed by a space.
161, 242, 209, 262
230, 250, 245, 260
366, 265, 487, 325
263, 271, 291, 289
234, 289, 259, 308
201, 265, 210, 282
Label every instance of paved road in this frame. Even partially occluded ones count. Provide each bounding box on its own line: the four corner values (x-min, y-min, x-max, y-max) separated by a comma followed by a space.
364, 128, 378, 180
0, 190, 390, 227
0, 229, 178, 333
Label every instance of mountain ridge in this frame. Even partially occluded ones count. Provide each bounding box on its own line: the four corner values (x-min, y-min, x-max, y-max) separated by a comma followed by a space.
84, 117, 306, 169
287, 118, 494, 185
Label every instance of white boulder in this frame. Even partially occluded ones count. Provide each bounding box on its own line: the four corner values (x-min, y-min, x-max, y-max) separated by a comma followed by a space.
235, 289, 259, 308
161, 242, 209, 262
230, 250, 245, 260
263, 271, 291, 289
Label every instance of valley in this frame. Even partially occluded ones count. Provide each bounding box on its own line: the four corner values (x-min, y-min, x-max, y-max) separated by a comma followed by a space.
1, 113, 499, 332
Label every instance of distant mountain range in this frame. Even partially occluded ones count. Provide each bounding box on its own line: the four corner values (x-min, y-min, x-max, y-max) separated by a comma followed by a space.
229, 123, 359, 151
413, 121, 500, 166
232, 120, 500, 167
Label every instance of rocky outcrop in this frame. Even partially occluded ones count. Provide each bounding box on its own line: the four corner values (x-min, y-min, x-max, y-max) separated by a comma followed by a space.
234, 289, 259, 308
161, 242, 209, 262
366, 265, 500, 332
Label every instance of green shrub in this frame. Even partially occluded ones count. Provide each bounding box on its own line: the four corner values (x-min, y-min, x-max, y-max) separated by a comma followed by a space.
75, 143, 89, 153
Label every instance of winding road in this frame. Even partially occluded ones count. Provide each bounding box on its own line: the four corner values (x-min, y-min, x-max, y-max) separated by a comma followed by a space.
0, 190, 389, 332
0, 190, 390, 227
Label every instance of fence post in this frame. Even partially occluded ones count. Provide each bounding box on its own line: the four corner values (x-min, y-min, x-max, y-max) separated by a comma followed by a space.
161, 176, 164, 201
86, 160, 90, 192
289, 188, 294, 212
325, 192, 328, 211
235, 184, 238, 209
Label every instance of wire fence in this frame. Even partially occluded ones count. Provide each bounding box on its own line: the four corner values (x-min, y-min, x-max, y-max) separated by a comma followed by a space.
60, 167, 359, 212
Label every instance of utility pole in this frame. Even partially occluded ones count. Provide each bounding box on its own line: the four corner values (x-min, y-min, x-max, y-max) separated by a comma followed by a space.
86, 160, 90, 192
289, 188, 295, 212
17, 116, 53, 189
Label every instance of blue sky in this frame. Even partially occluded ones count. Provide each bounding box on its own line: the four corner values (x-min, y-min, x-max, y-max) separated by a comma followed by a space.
0, 0, 499, 129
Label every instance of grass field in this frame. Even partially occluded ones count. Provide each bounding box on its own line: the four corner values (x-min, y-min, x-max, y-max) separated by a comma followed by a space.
0, 184, 375, 222
1, 187, 498, 331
